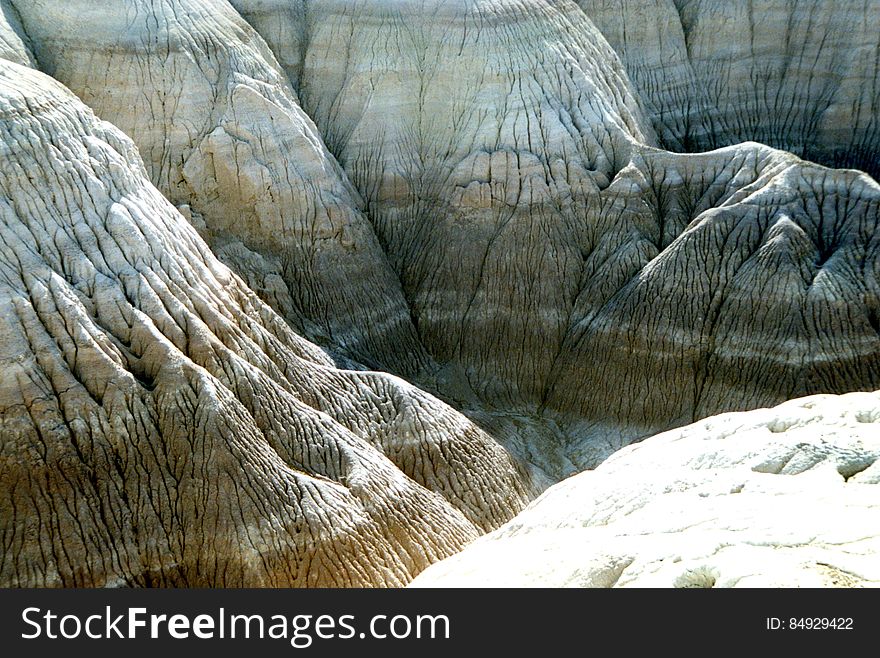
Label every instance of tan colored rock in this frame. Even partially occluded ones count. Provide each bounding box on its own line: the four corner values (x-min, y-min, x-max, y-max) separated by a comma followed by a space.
0, 60, 533, 587
2, 1, 879, 589
228, 0, 307, 89
264, 0, 655, 410
411, 391, 880, 587
544, 144, 880, 467
231, 0, 880, 471
13, 0, 878, 475
10, 0, 429, 375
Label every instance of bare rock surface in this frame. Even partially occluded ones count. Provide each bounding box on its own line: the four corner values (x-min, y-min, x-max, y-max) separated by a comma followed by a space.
577, 0, 880, 178
227, 0, 880, 470
291, 0, 653, 412
0, 60, 532, 587
0, 0, 32, 67
411, 391, 880, 587
545, 145, 880, 466
10, 0, 429, 375
1, 0, 879, 587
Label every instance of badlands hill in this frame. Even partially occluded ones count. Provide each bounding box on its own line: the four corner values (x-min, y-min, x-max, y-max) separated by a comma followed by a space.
577, 0, 880, 178
0, 0, 878, 587
0, 59, 531, 586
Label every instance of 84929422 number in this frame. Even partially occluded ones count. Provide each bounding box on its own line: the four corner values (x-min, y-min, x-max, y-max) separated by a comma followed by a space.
789, 618, 853, 630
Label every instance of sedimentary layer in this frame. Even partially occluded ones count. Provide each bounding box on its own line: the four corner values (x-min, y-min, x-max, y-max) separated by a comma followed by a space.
0, 60, 532, 587
576, 0, 880, 177
11, 0, 429, 374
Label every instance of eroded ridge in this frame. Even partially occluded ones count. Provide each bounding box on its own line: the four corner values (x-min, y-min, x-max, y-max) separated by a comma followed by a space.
0, 61, 533, 587
226, 0, 880, 471
10, 0, 429, 375
4, 0, 878, 476
545, 145, 880, 466
577, 0, 880, 178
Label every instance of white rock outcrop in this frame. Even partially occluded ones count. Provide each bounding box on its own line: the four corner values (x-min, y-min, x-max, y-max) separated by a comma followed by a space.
411, 391, 880, 587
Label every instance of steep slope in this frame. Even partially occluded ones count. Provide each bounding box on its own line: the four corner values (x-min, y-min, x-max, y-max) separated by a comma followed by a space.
1, 0, 878, 589
577, 0, 880, 178
8, 0, 880, 476
228, 0, 308, 89
412, 391, 880, 587
9, 0, 429, 375
249, 0, 656, 411
0, 60, 533, 587
231, 0, 880, 470
544, 145, 880, 466
0, 0, 32, 67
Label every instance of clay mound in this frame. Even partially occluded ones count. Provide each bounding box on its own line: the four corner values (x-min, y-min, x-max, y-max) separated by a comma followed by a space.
544, 143, 880, 467
10, 0, 429, 375
1, 1, 878, 589
235, 0, 654, 407
577, 0, 880, 178
6, 0, 879, 478
411, 391, 880, 587
0, 60, 533, 587
224, 0, 880, 472
0, 0, 32, 67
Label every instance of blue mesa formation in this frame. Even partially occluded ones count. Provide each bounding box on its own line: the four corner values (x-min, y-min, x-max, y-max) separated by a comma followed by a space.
0, 0, 878, 587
